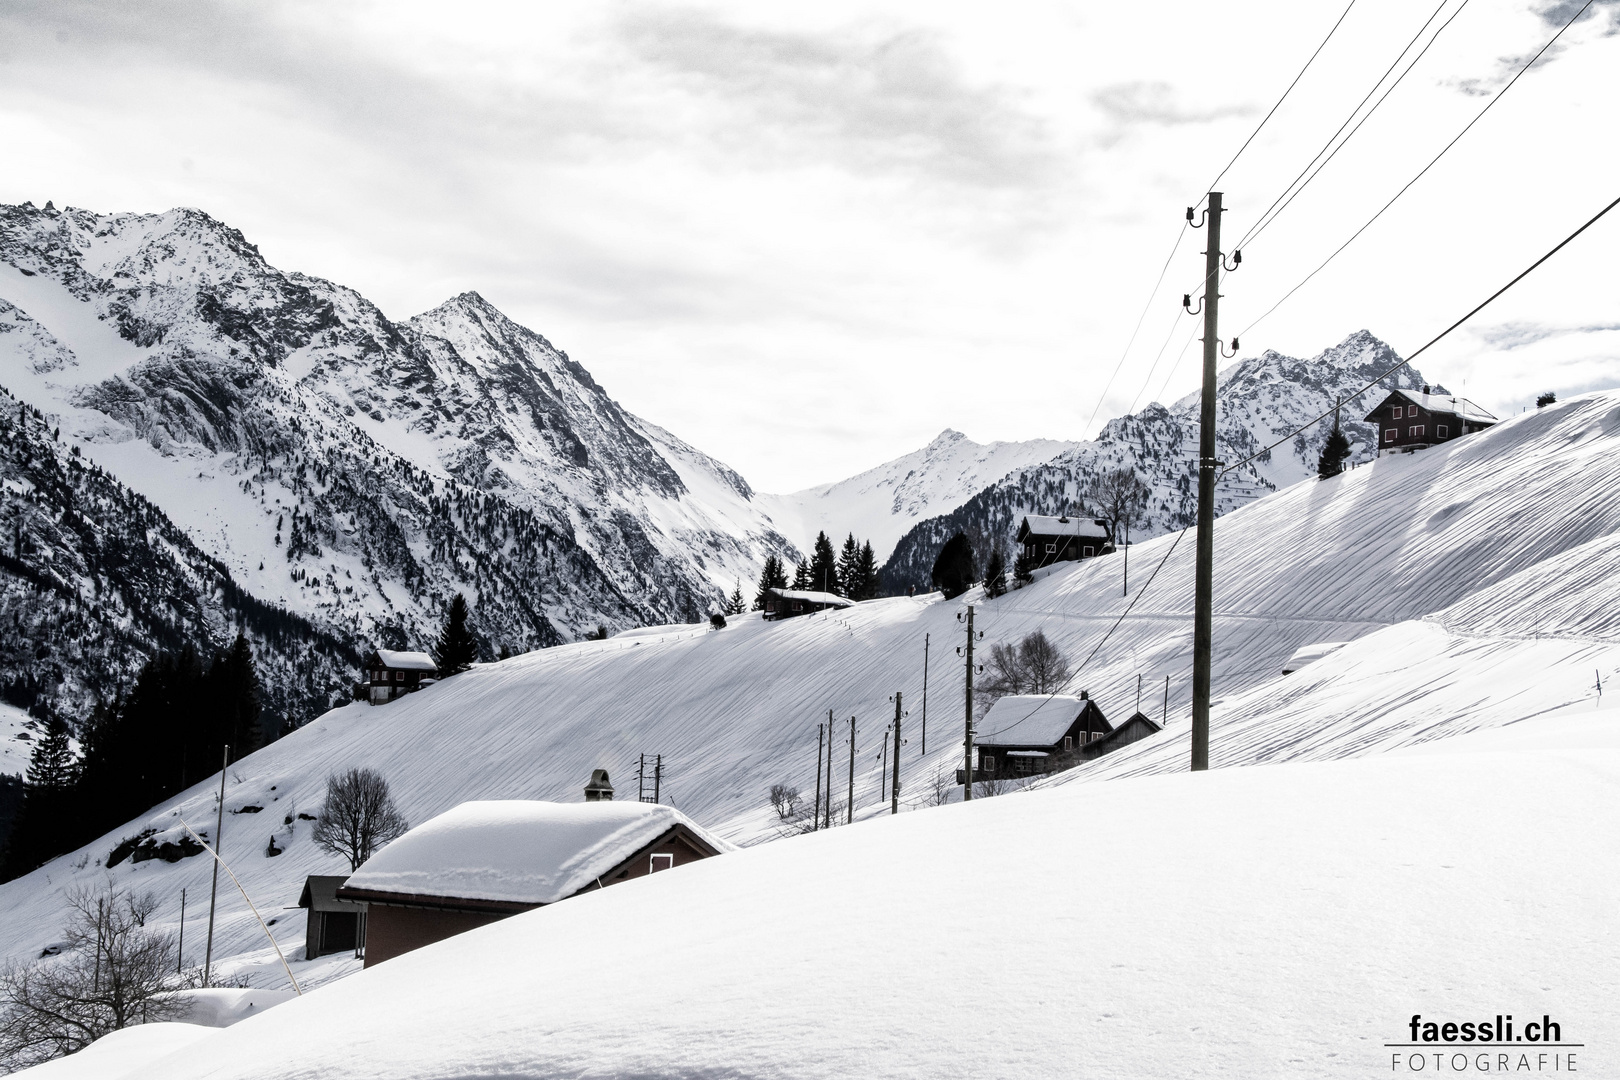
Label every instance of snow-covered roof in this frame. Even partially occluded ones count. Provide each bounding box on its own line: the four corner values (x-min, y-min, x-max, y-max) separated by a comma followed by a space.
1020, 515, 1109, 539
1367, 389, 1497, 424
1282, 641, 1350, 674
1005, 750, 1050, 757
342, 800, 733, 906
766, 588, 857, 608
975, 695, 1091, 747
373, 650, 437, 672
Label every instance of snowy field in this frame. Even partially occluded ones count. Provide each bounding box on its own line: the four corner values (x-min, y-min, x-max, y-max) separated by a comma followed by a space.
3, 391, 1620, 1064
53, 706, 1620, 1078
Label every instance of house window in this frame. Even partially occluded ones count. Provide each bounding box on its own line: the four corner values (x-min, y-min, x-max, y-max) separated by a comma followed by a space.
1083, 546, 1095, 557
649, 853, 674, 873
1385, 429, 1397, 443
1062, 736, 1073, 752
1437, 425, 1448, 438
982, 755, 995, 773
1410, 425, 1423, 438
1392, 405, 1403, 418
1045, 542, 1056, 554
393, 671, 403, 681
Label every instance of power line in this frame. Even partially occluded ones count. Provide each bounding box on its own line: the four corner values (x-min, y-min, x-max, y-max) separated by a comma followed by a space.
1234, 0, 1469, 253
1238, 0, 1598, 341
1082, 0, 1357, 433
1202, 0, 1361, 196
1220, 190, 1620, 480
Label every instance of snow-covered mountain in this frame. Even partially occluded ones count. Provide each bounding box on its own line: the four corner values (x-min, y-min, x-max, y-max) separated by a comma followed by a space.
0, 201, 797, 723
759, 429, 1077, 556
3, 389, 1616, 1002
879, 330, 1433, 589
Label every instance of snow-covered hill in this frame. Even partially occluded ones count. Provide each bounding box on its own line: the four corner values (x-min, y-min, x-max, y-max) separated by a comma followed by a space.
880, 330, 1434, 588
0, 201, 797, 722
2, 389, 1617, 1000
759, 428, 1077, 556
88, 711, 1620, 1079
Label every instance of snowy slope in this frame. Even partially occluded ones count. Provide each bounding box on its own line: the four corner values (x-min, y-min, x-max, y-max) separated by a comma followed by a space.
759, 428, 1077, 556
2, 390, 1618, 996
61, 713, 1620, 1079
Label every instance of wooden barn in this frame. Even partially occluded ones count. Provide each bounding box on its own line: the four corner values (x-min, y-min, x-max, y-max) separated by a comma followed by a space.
958, 692, 1113, 785
335, 783, 732, 967
1364, 387, 1497, 454
760, 587, 857, 621
365, 649, 438, 705
1073, 710, 1162, 762
1015, 515, 1113, 569
297, 875, 367, 960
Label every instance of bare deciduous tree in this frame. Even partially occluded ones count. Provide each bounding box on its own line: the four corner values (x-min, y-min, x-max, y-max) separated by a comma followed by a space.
768, 784, 802, 821
311, 768, 409, 871
0, 885, 182, 1071
927, 768, 954, 806
1085, 467, 1150, 549
976, 630, 1073, 713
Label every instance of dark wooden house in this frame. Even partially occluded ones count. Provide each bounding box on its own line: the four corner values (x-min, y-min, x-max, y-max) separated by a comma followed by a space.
1364, 387, 1497, 454
958, 692, 1113, 784
760, 587, 857, 621
1073, 711, 1163, 762
297, 875, 367, 960
1015, 515, 1113, 570
335, 788, 731, 968
365, 649, 438, 705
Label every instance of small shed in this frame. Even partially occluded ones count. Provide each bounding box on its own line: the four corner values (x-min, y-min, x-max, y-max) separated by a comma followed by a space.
1015, 515, 1112, 569
365, 650, 438, 705
960, 692, 1112, 784
761, 587, 857, 621
1364, 387, 1497, 454
1074, 711, 1163, 762
335, 799, 732, 967
296, 875, 367, 960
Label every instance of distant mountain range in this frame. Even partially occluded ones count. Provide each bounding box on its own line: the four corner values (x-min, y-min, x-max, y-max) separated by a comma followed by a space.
0, 198, 1440, 734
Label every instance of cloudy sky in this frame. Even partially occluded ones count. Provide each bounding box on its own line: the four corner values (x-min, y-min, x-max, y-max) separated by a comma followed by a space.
1, 0, 1616, 490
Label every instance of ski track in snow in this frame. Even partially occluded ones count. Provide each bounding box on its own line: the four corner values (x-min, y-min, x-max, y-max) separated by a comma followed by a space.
3, 391, 1620, 1016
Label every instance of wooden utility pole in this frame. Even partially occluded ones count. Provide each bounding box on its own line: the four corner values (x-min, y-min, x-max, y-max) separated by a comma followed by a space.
1163, 675, 1170, 726
891, 691, 902, 815
846, 716, 856, 825
1191, 191, 1225, 773
203, 743, 229, 987
177, 888, 186, 974
813, 723, 824, 831
961, 605, 978, 801
921, 633, 930, 753
1137, 673, 1143, 713
653, 754, 662, 803
824, 708, 835, 827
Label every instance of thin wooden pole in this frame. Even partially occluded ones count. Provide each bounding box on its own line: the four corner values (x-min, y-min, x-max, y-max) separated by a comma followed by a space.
813, 723, 824, 832
203, 743, 229, 987
1163, 675, 1170, 726
891, 692, 902, 815
962, 605, 976, 801
824, 709, 835, 827
177, 887, 186, 974
921, 634, 930, 754
846, 716, 855, 825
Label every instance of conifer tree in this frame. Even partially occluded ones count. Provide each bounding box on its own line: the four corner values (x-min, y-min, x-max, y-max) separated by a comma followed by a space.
1317, 421, 1351, 480
1013, 549, 1035, 586
809, 532, 839, 595
836, 533, 859, 597
726, 580, 748, 616
432, 593, 480, 676
983, 547, 1008, 599
930, 532, 977, 600
852, 540, 879, 600
2, 714, 77, 878
791, 558, 812, 590
208, 632, 263, 753
752, 555, 788, 610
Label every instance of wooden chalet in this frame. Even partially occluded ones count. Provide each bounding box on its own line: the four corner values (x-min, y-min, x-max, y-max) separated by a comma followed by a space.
1072, 710, 1162, 762
1364, 386, 1497, 454
1015, 514, 1112, 570
335, 779, 731, 967
760, 587, 857, 621
958, 692, 1113, 785
297, 875, 367, 960
365, 649, 438, 705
